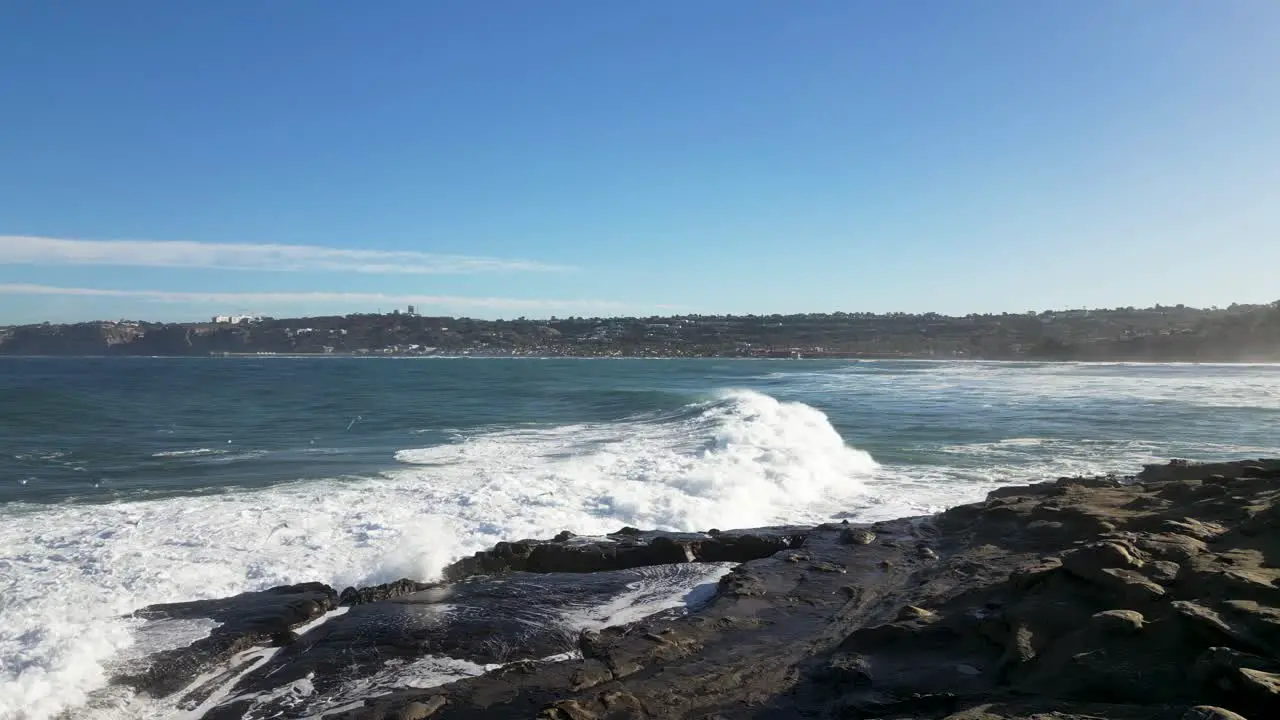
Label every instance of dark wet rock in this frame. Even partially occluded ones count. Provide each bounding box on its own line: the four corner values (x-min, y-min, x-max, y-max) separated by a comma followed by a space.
1144, 559, 1182, 583
936, 703, 1221, 720
270, 629, 299, 646
897, 605, 937, 622
117, 582, 338, 699
716, 565, 767, 597
1163, 518, 1229, 541
1173, 601, 1274, 655
1091, 609, 1146, 634
1059, 541, 1166, 604
340, 577, 434, 606
840, 528, 876, 545
395, 696, 447, 719
119, 458, 1280, 720
1138, 458, 1280, 483
569, 659, 613, 691
1239, 666, 1280, 695
820, 652, 873, 687
195, 564, 727, 719
599, 690, 646, 718
1131, 531, 1208, 562
1191, 645, 1280, 707
535, 693, 648, 720
537, 699, 597, 720
1182, 707, 1249, 720
441, 528, 806, 581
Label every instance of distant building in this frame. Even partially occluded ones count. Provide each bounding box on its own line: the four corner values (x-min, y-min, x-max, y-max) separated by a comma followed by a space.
407, 305, 416, 315
212, 315, 261, 324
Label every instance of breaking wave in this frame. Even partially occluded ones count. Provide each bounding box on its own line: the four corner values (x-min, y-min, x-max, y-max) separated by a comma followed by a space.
0, 390, 875, 720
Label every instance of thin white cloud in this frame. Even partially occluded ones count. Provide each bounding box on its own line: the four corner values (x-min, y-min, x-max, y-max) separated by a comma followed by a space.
0, 235, 572, 274
0, 283, 647, 313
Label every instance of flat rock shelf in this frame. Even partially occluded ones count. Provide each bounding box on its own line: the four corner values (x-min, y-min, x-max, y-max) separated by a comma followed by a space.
114, 458, 1280, 720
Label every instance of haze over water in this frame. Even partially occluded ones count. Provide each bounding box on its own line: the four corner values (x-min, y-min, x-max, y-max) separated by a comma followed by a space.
2, 357, 1279, 718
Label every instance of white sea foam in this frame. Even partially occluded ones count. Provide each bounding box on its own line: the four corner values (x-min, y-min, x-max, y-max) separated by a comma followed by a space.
0, 390, 878, 719
109, 618, 222, 675
391, 388, 878, 538
4, 373, 1272, 719
150, 449, 225, 459
559, 563, 734, 631
761, 360, 1280, 411
245, 656, 497, 720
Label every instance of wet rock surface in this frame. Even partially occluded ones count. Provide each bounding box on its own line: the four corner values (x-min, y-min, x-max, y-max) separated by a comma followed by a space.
119, 582, 338, 700
118, 459, 1280, 719
440, 527, 808, 581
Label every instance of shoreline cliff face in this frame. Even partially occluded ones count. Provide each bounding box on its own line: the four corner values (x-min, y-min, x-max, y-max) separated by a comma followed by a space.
116, 459, 1280, 720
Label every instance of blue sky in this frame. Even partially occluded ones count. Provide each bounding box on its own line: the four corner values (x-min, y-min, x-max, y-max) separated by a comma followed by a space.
2, 1, 1277, 323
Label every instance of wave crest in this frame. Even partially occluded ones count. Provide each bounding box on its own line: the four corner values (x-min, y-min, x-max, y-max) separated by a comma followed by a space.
0, 390, 876, 720
394, 388, 876, 534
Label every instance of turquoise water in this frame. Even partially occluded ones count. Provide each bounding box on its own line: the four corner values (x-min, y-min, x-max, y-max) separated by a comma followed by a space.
1, 357, 1279, 718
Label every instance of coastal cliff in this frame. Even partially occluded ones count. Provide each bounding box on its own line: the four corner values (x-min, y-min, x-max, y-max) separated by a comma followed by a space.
117, 459, 1280, 719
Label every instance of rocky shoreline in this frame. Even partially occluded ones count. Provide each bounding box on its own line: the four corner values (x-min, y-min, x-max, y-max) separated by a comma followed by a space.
116, 459, 1280, 719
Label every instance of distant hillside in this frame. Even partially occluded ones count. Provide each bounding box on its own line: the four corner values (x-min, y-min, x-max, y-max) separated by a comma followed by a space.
2, 302, 1278, 361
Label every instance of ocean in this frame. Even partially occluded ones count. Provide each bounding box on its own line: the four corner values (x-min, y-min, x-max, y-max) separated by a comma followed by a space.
2, 357, 1278, 718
